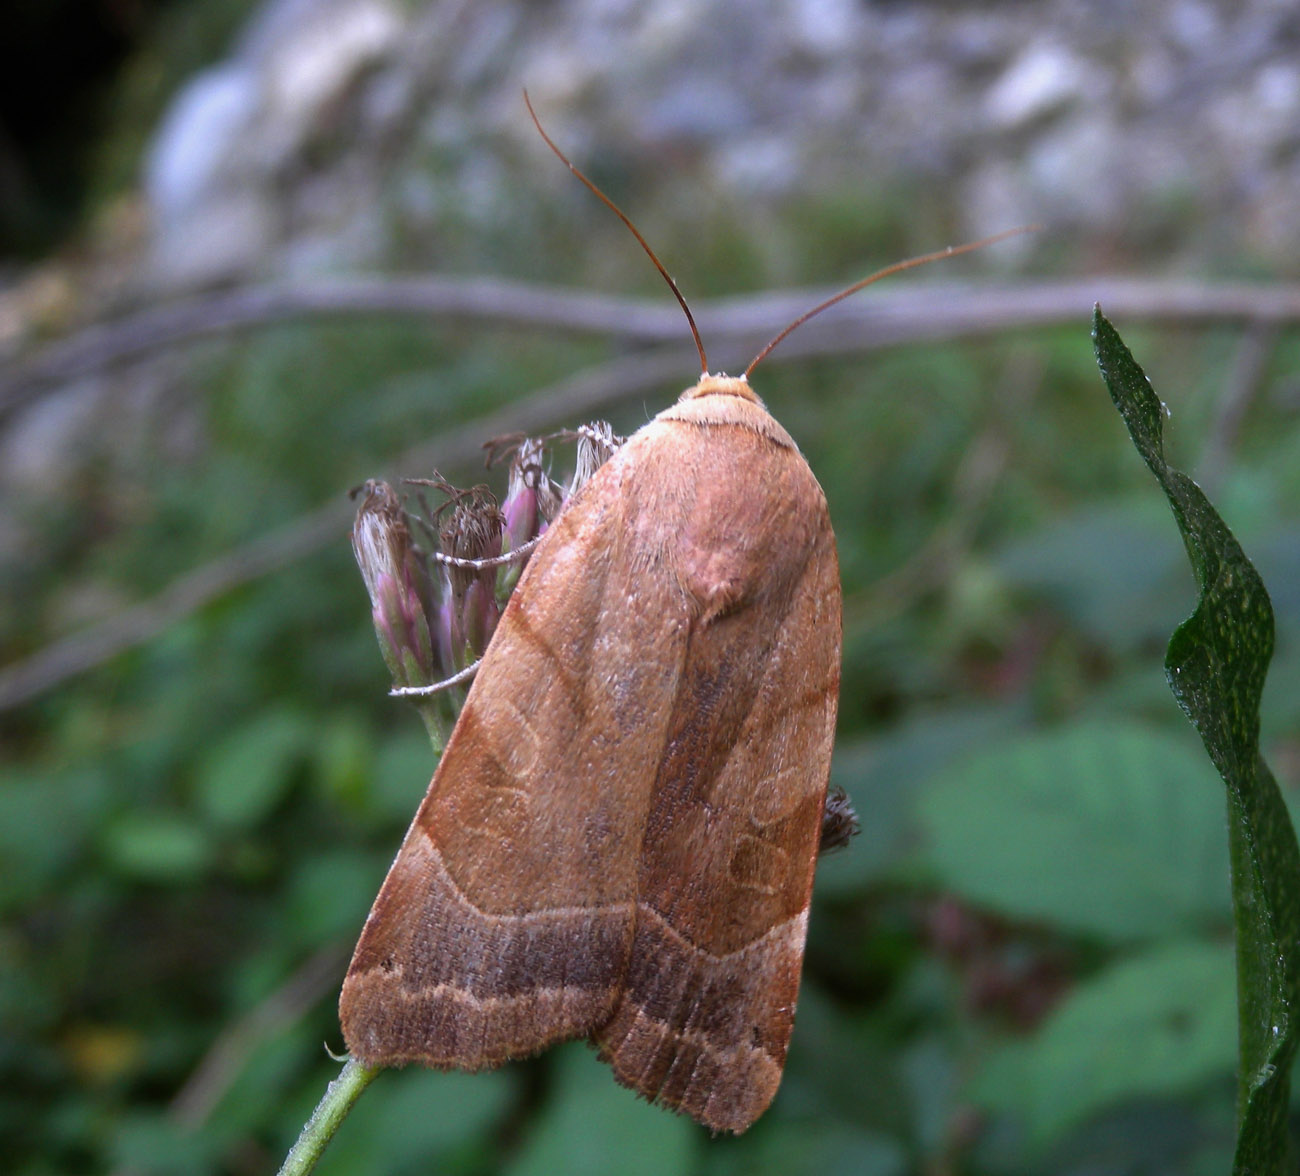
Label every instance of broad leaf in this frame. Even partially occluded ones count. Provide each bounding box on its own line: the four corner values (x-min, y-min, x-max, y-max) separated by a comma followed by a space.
818, 704, 1026, 897
310, 1066, 515, 1174
971, 939, 1236, 1146
917, 721, 1230, 940
195, 707, 313, 829
502, 1044, 697, 1176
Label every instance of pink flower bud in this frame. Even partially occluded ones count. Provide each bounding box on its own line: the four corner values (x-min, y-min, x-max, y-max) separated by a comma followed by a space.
435, 487, 505, 668
502, 437, 544, 553
350, 482, 436, 687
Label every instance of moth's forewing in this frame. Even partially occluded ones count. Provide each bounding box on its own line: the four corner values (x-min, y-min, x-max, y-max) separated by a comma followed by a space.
591, 379, 840, 1131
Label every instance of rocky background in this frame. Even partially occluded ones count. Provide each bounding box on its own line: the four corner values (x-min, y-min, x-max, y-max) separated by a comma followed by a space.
130, 0, 1300, 289
4, 0, 1299, 303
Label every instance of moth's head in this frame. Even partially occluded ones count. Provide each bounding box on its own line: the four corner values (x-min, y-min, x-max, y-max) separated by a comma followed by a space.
679, 374, 761, 406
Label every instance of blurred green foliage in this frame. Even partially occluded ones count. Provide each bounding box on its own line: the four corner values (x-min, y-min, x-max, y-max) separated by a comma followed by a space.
6, 81, 1300, 1176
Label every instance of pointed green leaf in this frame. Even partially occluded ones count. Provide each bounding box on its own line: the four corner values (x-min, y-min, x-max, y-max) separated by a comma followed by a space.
1093, 307, 1300, 1173
102, 811, 214, 882
310, 1067, 514, 1174
195, 707, 312, 829
704, 1118, 907, 1176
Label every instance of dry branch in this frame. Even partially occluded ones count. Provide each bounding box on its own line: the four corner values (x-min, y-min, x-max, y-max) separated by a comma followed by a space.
3, 275, 1298, 711
8, 275, 1300, 420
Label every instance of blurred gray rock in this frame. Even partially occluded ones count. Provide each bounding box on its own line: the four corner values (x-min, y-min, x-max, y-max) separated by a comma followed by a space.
130, 0, 1300, 292
144, 0, 404, 288
984, 43, 1103, 130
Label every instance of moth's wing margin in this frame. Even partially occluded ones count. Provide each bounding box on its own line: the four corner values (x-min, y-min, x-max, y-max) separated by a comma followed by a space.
340, 440, 691, 1070
593, 425, 842, 1133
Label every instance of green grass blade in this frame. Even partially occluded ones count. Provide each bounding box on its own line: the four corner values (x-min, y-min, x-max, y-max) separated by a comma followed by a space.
1092, 306, 1300, 1173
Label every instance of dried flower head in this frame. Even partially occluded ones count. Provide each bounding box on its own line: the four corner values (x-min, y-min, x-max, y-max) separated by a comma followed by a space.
351, 421, 625, 729
570, 422, 623, 497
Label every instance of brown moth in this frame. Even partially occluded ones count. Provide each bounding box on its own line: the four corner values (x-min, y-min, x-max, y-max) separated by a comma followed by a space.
340, 99, 1013, 1133
340, 358, 839, 1131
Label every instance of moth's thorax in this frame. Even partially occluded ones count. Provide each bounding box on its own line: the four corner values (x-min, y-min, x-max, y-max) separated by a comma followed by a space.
677, 373, 763, 406
660, 373, 794, 450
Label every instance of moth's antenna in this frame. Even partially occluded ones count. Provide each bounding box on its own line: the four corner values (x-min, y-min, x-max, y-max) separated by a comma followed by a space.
524, 90, 709, 376
744, 225, 1038, 379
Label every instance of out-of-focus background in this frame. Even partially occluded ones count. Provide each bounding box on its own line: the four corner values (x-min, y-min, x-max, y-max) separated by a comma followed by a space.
3, 1, 1300, 1173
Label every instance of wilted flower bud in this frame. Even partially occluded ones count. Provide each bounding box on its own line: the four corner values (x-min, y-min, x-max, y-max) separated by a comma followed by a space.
436, 488, 505, 667
435, 592, 461, 682
353, 421, 625, 732
569, 421, 622, 497
502, 437, 545, 554
461, 579, 498, 659
350, 481, 437, 688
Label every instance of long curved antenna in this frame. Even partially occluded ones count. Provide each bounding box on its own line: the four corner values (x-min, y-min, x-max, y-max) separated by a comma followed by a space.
524, 91, 709, 376
744, 225, 1038, 378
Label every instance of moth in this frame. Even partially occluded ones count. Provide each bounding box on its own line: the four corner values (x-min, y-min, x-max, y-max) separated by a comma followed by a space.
340, 98, 1010, 1133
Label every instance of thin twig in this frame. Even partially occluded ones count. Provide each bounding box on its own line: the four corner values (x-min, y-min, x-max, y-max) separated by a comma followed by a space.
5, 279, 1299, 712
277, 1056, 379, 1176
0, 277, 678, 420
431, 535, 542, 569
1196, 320, 1278, 494
844, 344, 1044, 627
0, 345, 690, 712
0, 505, 345, 710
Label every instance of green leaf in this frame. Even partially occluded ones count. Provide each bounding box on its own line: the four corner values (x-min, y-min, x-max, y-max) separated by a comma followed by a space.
777, 983, 910, 1135
194, 707, 312, 829
1094, 307, 1300, 1173
370, 730, 440, 825
817, 704, 1026, 898
993, 499, 1189, 649
109, 1112, 221, 1176
971, 939, 1236, 1147
502, 1044, 698, 1176
917, 721, 1229, 939
0, 768, 109, 913
309, 1066, 514, 1175
704, 1118, 907, 1176
101, 811, 214, 882
284, 850, 385, 948
207, 1026, 318, 1141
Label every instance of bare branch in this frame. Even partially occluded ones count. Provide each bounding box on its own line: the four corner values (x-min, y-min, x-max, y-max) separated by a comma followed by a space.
0, 277, 681, 420
9, 275, 1300, 422
1196, 321, 1279, 493
6, 276, 1300, 711
169, 944, 350, 1131
844, 343, 1045, 627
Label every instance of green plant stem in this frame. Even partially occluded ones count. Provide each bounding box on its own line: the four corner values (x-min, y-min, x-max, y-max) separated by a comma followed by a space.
277, 1056, 379, 1176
